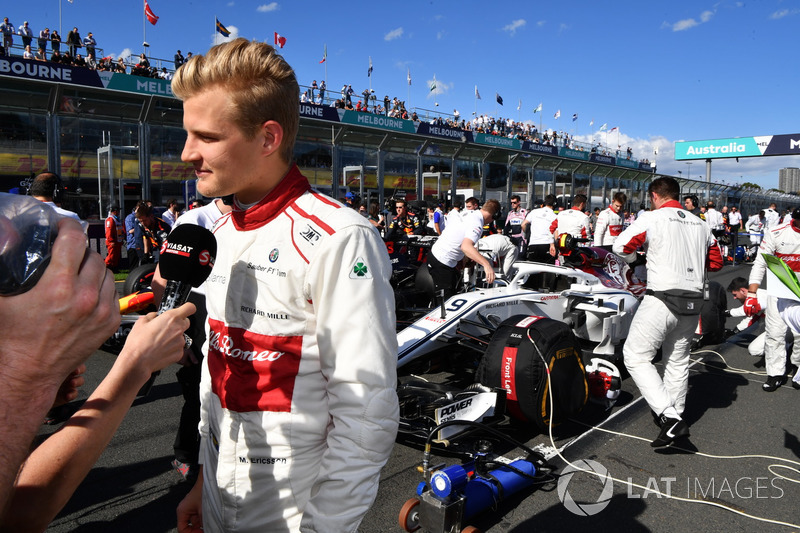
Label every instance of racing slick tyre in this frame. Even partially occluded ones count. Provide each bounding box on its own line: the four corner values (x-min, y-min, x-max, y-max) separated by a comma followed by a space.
476, 315, 588, 431
123, 263, 157, 295
398, 497, 421, 532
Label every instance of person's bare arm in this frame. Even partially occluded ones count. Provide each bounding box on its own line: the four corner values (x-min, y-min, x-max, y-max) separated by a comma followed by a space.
2, 303, 195, 532
461, 238, 495, 284
0, 218, 119, 513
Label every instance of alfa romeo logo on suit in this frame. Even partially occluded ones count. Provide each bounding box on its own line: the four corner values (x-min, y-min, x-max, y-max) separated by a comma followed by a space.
557, 459, 614, 516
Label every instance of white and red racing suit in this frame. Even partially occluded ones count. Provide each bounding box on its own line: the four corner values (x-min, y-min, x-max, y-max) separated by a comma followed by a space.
199, 165, 399, 533
748, 221, 800, 378
549, 207, 591, 240
613, 200, 723, 419
593, 205, 623, 246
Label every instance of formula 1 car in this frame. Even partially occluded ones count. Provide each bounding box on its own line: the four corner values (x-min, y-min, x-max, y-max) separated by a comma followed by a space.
397, 243, 644, 370
395, 239, 725, 444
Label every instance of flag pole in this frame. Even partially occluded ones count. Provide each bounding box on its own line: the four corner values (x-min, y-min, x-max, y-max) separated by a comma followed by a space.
59, 0, 62, 40
143, 1, 147, 57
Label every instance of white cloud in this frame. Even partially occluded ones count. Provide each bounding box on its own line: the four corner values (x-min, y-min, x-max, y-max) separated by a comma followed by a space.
385, 27, 403, 41
257, 3, 279, 12
670, 8, 716, 31
437, 30, 446, 40
770, 8, 800, 19
210, 26, 239, 47
227, 1, 235, 6
536, 20, 546, 27
558, 23, 569, 33
115, 48, 133, 60
426, 78, 451, 99
672, 18, 699, 31
503, 19, 526, 36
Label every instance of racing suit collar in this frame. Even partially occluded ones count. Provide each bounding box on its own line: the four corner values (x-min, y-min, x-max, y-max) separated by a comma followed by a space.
231, 164, 310, 230
658, 200, 683, 210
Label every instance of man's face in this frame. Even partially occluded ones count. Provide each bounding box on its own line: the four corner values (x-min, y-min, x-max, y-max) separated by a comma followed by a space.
510, 198, 520, 210
612, 200, 623, 212
684, 198, 694, 210
466, 201, 478, 211
181, 87, 268, 204
395, 203, 407, 217
731, 288, 748, 303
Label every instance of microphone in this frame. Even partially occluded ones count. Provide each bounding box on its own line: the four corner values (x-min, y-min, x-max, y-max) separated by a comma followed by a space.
138, 224, 216, 396
157, 224, 217, 314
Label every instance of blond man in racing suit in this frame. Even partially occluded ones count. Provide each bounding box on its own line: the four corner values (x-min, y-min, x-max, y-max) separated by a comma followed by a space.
173, 38, 398, 533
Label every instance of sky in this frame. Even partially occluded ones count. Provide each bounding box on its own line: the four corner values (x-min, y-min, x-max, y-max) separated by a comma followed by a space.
5, 0, 800, 190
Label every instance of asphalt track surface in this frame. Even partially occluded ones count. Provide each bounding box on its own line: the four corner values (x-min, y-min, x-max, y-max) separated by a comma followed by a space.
40, 262, 800, 533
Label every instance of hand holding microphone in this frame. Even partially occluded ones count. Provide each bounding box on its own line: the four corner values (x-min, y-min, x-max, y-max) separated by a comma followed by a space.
137, 224, 217, 396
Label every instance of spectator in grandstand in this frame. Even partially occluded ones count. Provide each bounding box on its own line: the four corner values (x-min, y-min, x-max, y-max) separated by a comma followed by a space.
34, 47, 46, 61
73, 53, 86, 68
318, 80, 325, 103
174, 49, 184, 68
346, 84, 354, 106
66, 27, 81, 57
50, 29, 61, 53
116, 57, 126, 73
310, 79, 318, 100
83, 32, 96, 63
1, 18, 14, 55
18, 21, 32, 50
22, 44, 33, 60
61, 51, 73, 66
37, 27, 49, 53
50, 49, 61, 63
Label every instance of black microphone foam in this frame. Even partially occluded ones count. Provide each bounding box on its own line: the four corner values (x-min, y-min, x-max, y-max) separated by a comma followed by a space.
158, 224, 217, 287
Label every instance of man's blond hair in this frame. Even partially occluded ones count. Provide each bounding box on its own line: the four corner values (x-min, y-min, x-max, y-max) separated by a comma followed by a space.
172, 38, 299, 163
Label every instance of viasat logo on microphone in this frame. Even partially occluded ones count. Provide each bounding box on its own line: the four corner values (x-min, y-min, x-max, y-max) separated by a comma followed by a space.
163, 242, 194, 257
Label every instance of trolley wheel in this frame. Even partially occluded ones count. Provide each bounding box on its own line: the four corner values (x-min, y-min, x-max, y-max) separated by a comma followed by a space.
398, 497, 421, 532
461, 527, 482, 533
